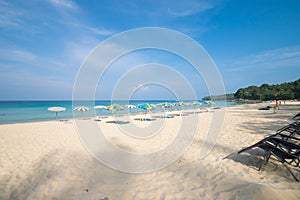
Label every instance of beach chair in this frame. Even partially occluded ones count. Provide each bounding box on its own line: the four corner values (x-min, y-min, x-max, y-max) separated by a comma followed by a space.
292, 112, 300, 120
274, 122, 300, 144
238, 136, 300, 181
276, 121, 300, 134
257, 142, 300, 181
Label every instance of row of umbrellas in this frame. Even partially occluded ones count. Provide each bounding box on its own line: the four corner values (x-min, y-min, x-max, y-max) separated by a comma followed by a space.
48, 106, 90, 120
48, 101, 214, 120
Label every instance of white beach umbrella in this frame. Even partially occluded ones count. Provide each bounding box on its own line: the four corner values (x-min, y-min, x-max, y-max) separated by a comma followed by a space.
48, 107, 66, 120
204, 100, 215, 105
192, 101, 202, 106
125, 104, 136, 113
94, 105, 107, 116
94, 105, 107, 109
192, 101, 202, 108
125, 104, 136, 108
74, 106, 89, 116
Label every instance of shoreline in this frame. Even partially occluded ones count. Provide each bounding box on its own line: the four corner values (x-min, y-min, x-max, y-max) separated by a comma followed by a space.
0, 109, 211, 126
0, 105, 227, 125
0, 100, 237, 125
1, 102, 300, 199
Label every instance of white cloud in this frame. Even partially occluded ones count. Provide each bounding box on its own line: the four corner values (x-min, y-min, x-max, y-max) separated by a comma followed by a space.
87, 26, 115, 36
50, 60, 69, 68
0, 0, 25, 29
47, 0, 78, 9
65, 41, 93, 62
224, 46, 300, 72
68, 23, 115, 36
167, 1, 214, 17
0, 48, 37, 63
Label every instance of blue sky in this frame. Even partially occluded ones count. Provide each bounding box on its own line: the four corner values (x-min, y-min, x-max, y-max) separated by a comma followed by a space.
1, 0, 300, 100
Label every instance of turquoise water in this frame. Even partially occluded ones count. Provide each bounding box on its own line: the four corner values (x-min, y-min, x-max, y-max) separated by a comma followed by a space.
0, 100, 236, 124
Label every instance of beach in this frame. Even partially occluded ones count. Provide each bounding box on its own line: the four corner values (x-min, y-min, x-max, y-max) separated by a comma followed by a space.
1, 102, 300, 200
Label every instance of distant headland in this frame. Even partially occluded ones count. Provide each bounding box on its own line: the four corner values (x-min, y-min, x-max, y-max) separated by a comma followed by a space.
203, 78, 300, 102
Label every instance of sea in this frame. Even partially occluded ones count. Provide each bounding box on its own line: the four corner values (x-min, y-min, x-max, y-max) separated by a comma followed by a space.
0, 100, 237, 124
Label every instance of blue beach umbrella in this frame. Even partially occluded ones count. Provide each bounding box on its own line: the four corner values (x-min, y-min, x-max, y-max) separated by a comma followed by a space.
138, 103, 153, 115
174, 101, 184, 110
138, 103, 153, 110
157, 102, 174, 111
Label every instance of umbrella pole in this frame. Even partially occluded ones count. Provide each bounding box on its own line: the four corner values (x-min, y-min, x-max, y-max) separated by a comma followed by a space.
114, 110, 118, 122
56, 112, 58, 120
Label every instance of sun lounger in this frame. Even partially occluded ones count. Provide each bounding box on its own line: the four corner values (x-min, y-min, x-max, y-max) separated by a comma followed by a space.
292, 112, 300, 120
238, 133, 300, 181
257, 142, 300, 181
273, 122, 300, 144
258, 106, 272, 110
276, 121, 300, 134
236, 120, 300, 181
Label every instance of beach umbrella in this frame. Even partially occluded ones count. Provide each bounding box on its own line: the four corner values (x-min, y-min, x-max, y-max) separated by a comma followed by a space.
174, 101, 184, 107
176, 101, 184, 106
164, 102, 174, 108
174, 101, 184, 111
186, 101, 193, 106
138, 103, 153, 115
107, 104, 124, 115
106, 104, 124, 122
48, 107, 66, 120
94, 105, 107, 109
150, 104, 157, 108
191, 101, 202, 110
138, 103, 153, 111
125, 104, 136, 109
74, 106, 89, 116
204, 100, 215, 105
192, 101, 202, 105
107, 104, 125, 122
204, 100, 216, 107
157, 102, 174, 111
178, 102, 189, 110
125, 104, 136, 113
94, 105, 107, 116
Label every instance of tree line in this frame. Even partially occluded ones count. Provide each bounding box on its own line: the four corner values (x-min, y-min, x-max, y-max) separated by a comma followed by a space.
234, 78, 300, 101
202, 94, 235, 101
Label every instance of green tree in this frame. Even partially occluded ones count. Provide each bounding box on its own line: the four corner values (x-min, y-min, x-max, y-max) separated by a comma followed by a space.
234, 78, 300, 101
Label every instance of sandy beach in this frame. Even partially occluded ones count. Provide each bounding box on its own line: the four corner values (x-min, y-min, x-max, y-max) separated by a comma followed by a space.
1, 102, 300, 200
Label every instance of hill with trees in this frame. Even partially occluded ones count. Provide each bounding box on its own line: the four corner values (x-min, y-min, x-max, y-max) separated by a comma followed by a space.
202, 94, 234, 101
234, 79, 300, 101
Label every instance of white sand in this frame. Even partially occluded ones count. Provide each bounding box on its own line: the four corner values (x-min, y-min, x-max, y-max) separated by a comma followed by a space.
1, 102, 300, 200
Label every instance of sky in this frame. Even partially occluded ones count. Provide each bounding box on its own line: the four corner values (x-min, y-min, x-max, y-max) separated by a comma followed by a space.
1, 0, 300, 100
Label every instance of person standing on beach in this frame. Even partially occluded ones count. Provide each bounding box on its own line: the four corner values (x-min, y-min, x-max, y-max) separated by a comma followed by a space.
274, 99, 279, 113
